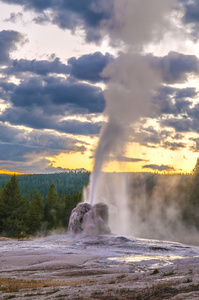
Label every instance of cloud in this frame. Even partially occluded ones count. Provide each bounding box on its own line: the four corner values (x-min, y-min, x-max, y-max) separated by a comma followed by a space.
4, 12, 23, 23
0, 123, 86, 153
68, 52, 113, 82
5, 57, 70, 76
133, 124, 187, 152
0, 106, 102, 135
108, 156, 147, 163
159, 99, 199, 134
0, 30, 25, 65
134, 129, 163, 148
181, 0, 199, 39
189, 137, 199, 153
1, 52, 112, 81
161, 117, 193, 133
183, 1, 199, 24
142, 164, 176, 172
150, 51, 199, 84
116, 156, 147, 163
153, 85, 196, 116
1, 0, 113, 42
175, 87, 197, 99
0, 52, 110, 137
0, 156, 65, 174
1, 0, 174, 45
0, 122, 87, 172
161, 141, 185, 151
0, 143, 34, 162
0, 76, 105, 114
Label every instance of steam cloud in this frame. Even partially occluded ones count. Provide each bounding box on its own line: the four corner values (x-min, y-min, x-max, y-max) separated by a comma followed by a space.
89, 0, 176, 206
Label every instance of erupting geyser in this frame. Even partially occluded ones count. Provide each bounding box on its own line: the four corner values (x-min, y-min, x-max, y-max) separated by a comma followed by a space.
68, 0, 175, 238
68, 202, 111, 235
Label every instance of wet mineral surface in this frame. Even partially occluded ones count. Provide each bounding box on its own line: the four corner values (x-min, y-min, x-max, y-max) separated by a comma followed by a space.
1, 234, 199, 299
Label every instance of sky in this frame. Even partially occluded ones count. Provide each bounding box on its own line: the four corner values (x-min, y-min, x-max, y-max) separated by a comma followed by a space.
0, 0, 199, 174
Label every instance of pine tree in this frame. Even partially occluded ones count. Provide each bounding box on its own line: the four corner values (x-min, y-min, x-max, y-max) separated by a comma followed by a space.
0, 175, 27, 237
44, 184, 59, 230
27, 189, 43, 234
182, 158, 199, 228
56, 193, 66, 227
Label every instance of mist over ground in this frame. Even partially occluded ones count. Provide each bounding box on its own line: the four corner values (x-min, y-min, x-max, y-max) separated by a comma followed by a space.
84, 172, 199, 245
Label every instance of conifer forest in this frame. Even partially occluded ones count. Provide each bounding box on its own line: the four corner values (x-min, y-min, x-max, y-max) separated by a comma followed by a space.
1, 159, 199, 238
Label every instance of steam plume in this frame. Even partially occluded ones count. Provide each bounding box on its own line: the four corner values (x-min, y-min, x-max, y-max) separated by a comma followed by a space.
89, 0, 176, 206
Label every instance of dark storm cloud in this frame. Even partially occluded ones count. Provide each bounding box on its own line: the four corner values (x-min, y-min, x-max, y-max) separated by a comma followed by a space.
159, 100, 199, 134
68, 52, 113, 82
150, 51, 199, 84
0, 30, 24, 65
89, 154, 147, 163
189, 138, 199, 152
0, 81, 16, 101
0, 122, 24, 143
5, 58, 70, 76
2, 76, 105, 114
177, 0, 199, 40
0, 122, 87, 163
134, 129, 162, 147
110, 156, 147, 163
0, 143, 34, 161
154, 86, 196, 116
161, 118, 193, 133
2, 52, 111, 81
161, 141, 185, 151
0, 106, 102, 135
175, 87, 197, 99
117, 156, 146, 163
142, 164, 175, 172
0, 51, 108, 137
182, 1, 199, 24
0, 158, 58, 174
2, 0, 113, 42
57, 119, 102, 135
133, 125, 187, 151
187, 103, 199, 119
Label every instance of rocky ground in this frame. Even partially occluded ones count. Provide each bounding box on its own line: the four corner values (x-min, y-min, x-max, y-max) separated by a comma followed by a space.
1, 234, 199, 299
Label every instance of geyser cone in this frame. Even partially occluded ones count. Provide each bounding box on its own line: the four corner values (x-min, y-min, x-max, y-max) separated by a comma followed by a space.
68, 202, 111, 235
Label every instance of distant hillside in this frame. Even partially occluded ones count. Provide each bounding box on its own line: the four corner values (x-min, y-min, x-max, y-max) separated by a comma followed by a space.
0, 172, 90, 198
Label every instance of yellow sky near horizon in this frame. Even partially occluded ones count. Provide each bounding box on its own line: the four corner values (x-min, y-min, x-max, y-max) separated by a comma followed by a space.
1, 2, 199, 176
46, 140, 198, 174
0, 170, 27, 175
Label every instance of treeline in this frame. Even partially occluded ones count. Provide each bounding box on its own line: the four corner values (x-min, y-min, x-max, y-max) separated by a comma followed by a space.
1, 159, 199, 239
0, 175, 82, 238
0, 171, 89, 198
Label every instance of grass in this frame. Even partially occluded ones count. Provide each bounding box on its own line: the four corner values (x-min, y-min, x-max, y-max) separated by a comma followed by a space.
183, 278, 193, 283
150, 268, 159, 275
91, 290, 104, 296
109, 280, 116, 284
0, 277, 93, 294
116, 274, 126, 280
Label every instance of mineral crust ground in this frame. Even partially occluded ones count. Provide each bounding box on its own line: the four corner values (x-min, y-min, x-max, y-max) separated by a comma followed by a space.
1, 234, 199, 299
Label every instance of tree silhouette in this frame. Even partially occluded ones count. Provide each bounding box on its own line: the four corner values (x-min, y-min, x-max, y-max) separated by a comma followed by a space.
44, 184, 59, 229
0, 175, 27, 237
27, 189, 43, 234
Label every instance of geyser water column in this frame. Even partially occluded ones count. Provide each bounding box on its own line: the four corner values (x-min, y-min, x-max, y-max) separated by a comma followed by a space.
89, 119, 123, 206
